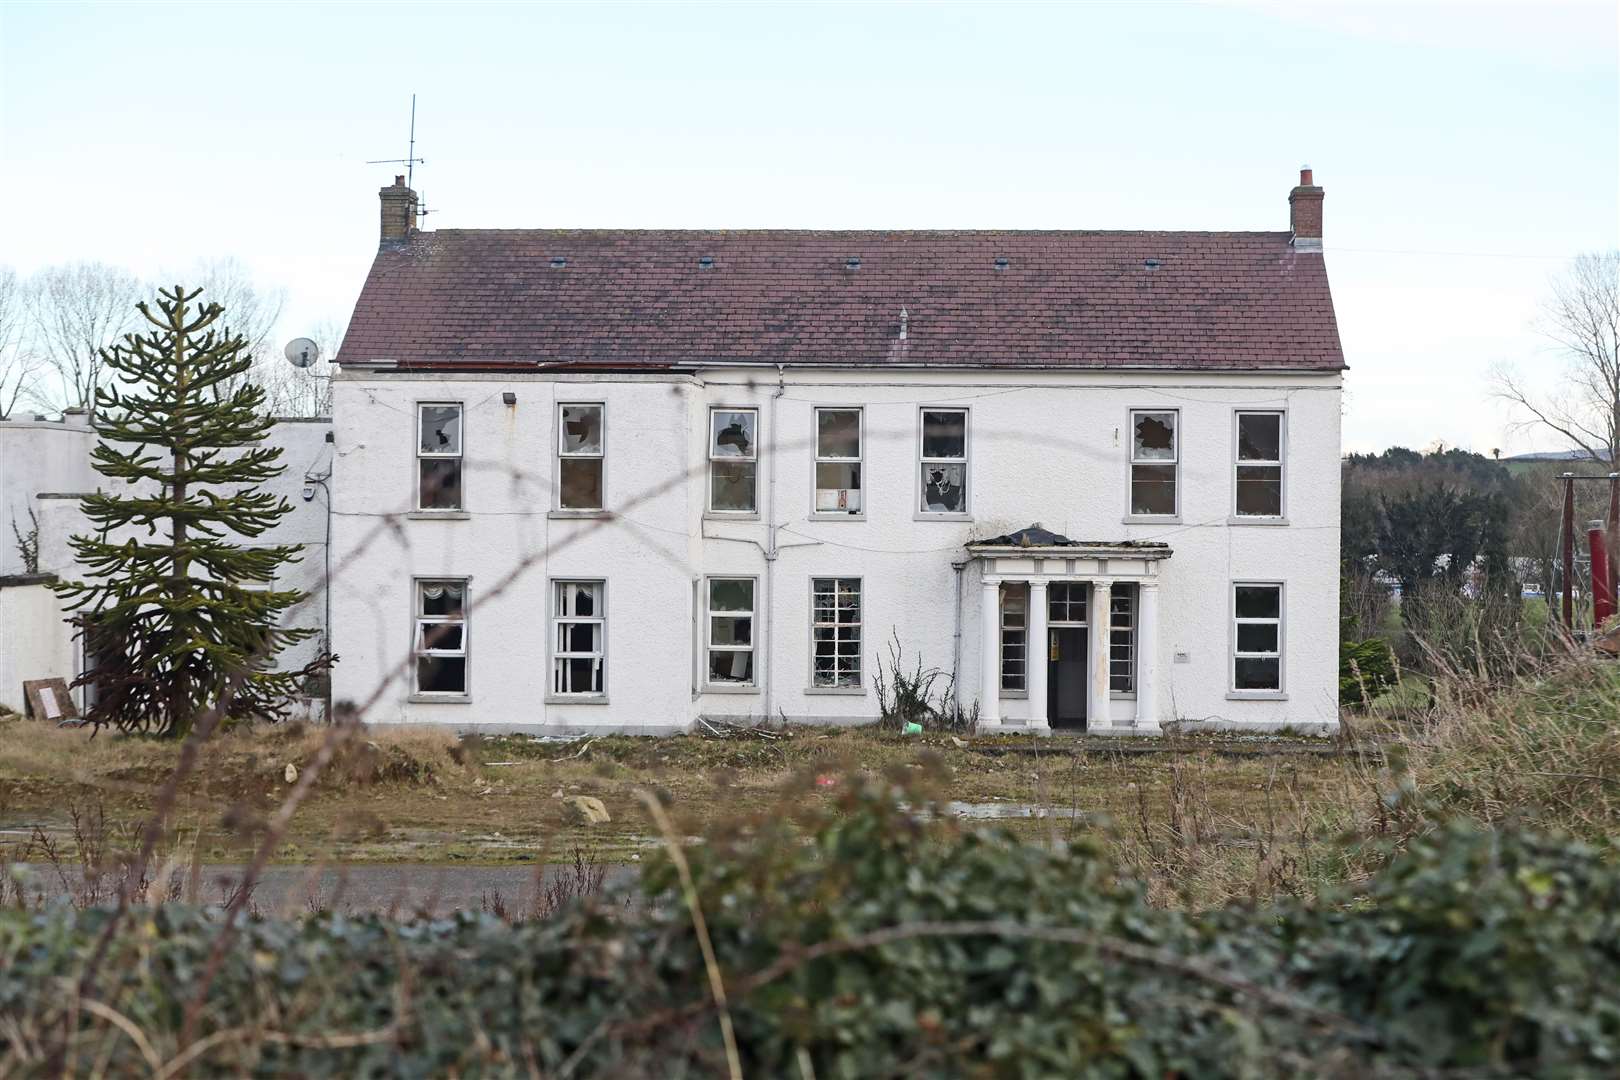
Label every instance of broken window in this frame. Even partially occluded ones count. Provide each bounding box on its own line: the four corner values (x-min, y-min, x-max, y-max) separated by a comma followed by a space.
709, 408, 758, 513
1109, 585, 1135, 693
415, 580, 468, 695
552, 580, 605, 696
1000, 584, 1027, 692
417, 403, 463, 510
1235, 411, 1284, 517
814, 407, 862, 515
558, 403, 604, 510
811, 577, 862, 688
1130, 410, 1178, 516
919, 409, 968, 514
706, 577, 755, 686
1232, 583, 1283, 692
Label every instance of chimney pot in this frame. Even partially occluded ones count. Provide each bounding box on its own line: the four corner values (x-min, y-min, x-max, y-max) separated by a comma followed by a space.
1288, 166, 1324, 251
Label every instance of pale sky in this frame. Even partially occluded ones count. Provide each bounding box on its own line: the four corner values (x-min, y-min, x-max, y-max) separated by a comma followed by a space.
2, 1, 1616, 455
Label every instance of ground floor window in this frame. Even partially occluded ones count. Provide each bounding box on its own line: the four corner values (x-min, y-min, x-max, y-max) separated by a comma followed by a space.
706, 577, 756, 686
1000, 584, 1027, 692
1232, 583, 1283, 692
415, 580, 467, 694
552, 580, 605, 696
1109, 585, 1136, 693
811, 577, 862, 687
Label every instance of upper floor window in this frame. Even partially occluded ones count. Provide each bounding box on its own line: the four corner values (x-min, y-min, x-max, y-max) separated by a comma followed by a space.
557, 403, 604, 510
415, 579, 467, 695
709, 408, 758, 513
417, 403, 463, 510
919, 408, 968, 514
814, 407, 862, 515
1234, 411, 1284, 517
1129, 410, 1177, 516
1232, 583, 1283, 693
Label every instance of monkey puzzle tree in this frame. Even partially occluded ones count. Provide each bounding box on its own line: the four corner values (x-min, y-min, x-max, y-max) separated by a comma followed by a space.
55, 285, 328, 737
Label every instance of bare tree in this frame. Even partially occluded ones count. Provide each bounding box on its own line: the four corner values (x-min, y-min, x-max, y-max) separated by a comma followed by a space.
1495, 251, 1620, 464
183, 257, 287, 406
0, 267, 43, 418
30, 261, 147, 411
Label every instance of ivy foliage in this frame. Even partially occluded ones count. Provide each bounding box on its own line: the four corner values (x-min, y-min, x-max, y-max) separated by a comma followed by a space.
4, 771, 1619, 1077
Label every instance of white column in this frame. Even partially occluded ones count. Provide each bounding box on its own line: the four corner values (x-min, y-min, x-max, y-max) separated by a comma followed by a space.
1135, 581, 1160, 731
1026, 580, 1049, 732
1088, 580, 1113, 730
979, 578, 1001, 729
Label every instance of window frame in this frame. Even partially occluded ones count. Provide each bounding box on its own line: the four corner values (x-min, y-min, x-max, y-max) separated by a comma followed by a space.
415, 401, 465, 512
915, 406, 971, 519
549, 579, 608, 702
807, 575, 865, 693
707, 405, 761, 516
1126, 408, 1180, 521
811, 405, 865, 519
999, 582, 1028, 696
1109, 583, 1136, 696
411, 577, 470, 701
1229, 580, 1286, 697
704, 576, 759, 692
1231, 409, 1287, 521
555, 401, 605, 513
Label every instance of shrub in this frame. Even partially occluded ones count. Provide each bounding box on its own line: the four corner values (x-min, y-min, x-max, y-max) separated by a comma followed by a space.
5, 769, 1620, 1077
1338, 637, 1397, 708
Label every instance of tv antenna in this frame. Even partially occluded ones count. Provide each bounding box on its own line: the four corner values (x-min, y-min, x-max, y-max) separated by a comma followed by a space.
367, 95, 430, 225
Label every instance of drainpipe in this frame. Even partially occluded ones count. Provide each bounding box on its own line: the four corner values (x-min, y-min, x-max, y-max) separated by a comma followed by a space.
764, 366, 785, 722
950, 559, 968, 709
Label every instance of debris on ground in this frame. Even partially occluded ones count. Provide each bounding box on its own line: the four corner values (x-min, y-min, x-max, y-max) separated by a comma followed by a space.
697, 718, 787, 741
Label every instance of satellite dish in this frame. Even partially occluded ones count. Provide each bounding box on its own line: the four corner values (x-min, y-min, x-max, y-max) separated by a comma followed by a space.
284, 337, 320, 369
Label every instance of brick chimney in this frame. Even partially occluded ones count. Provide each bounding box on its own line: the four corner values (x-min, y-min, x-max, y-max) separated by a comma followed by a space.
379, 175, 419, 243
1289, 166, 1324, 252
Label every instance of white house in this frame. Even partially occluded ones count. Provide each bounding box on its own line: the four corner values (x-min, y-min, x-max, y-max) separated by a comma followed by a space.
328, 168, 1344, 734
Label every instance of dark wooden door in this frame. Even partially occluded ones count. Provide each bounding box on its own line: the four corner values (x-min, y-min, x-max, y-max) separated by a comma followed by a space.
1047, 627, 1087, 728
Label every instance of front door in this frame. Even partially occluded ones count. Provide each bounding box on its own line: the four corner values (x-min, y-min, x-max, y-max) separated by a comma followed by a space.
1047, 627, 1087, 728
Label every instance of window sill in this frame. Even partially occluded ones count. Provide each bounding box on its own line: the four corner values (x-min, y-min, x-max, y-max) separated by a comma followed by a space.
409, 693, 471, 704
1000, 690, 1028, 700
1226, 516, 1289, 527
546, 695, 610, 706
548, 509, 612, 520
805, 685, 865, 696
1123, 514, 1180, 525
1110, 691, 1138, 700
408, 510, 470, 521
1225, 691, 1288, 701
809, 513, 866, 522
702, 684, 760, 695
704, 511, 761, 523
913, 512, 972, 522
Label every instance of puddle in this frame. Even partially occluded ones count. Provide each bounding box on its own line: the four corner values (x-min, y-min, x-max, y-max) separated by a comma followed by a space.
945, 801, 1086, 821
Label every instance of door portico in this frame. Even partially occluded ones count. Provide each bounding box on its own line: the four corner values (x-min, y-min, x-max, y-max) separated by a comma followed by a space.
967, 526, 1170, 734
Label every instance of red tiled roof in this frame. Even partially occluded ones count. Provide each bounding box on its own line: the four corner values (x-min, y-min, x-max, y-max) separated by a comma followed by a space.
338, 229, 1344, 371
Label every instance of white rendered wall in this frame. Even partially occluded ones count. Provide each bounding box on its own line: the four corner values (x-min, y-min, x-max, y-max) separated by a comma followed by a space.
0, 418, 96, 576
0, 580, 76, 714
17, 419, 333, 711
330, 368, 1342, 734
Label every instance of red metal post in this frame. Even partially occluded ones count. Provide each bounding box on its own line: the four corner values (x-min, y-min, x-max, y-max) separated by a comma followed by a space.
1590, 524, 1614, 627
1561, 474, 1575, 630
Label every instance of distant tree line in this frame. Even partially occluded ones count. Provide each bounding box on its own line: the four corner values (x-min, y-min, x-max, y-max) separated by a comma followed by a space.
0, 260, 334, 420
